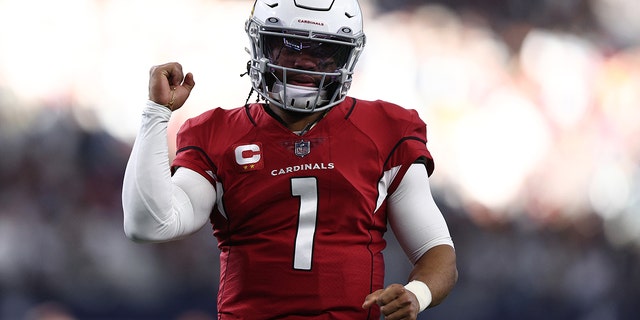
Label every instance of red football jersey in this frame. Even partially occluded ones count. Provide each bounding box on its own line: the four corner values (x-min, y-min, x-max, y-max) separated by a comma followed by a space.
172, 97, 433, 319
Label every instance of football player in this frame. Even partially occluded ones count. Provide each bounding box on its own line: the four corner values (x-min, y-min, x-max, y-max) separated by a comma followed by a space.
122, 0, 457, 319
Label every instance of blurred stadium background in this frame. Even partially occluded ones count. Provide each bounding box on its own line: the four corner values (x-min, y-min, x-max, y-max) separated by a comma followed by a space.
1, 0, 639, 319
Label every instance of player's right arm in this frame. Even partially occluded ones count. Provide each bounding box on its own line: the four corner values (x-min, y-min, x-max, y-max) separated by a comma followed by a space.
121, 62, 215, 242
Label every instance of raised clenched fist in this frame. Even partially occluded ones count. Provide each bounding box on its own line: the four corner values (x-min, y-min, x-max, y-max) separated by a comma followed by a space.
148, 62, 195, 111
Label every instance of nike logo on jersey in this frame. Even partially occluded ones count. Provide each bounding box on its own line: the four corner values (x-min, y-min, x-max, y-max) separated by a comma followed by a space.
234, 143, 264, 172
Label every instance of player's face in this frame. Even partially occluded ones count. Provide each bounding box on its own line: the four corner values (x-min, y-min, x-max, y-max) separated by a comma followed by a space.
265, 35, 349, 87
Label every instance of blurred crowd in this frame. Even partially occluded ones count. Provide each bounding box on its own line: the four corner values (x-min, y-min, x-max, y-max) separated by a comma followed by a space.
1, 0, 639, 319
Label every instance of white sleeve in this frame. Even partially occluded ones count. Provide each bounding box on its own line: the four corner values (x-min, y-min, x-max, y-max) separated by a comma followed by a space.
122, 101, 216, 242
387, 163, 454, 264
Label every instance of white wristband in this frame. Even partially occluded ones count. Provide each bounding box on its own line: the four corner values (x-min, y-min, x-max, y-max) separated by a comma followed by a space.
404, 280, 432, 312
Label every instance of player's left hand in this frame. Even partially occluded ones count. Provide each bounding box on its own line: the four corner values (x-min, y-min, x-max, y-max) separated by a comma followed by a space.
362, 283, 420, 320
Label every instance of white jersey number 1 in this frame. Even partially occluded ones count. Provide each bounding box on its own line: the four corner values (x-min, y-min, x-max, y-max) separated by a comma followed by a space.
291, 177, 318, 271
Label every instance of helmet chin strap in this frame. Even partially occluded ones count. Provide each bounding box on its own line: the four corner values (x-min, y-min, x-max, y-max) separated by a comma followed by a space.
269, 81, 329, 112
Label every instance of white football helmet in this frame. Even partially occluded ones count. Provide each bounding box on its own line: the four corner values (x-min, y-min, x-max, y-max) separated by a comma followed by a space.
245, 0, 366, 112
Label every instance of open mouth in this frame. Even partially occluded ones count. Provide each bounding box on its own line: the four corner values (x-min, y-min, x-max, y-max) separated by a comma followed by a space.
288, 75, 319, 87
